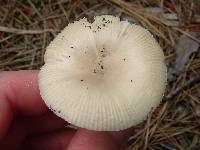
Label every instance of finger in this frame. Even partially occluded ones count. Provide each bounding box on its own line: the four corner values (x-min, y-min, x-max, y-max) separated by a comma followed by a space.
0, 93, 12, 141
67, 129, 119, 150
25, 112, 68, 136
0, 119, 26, 150
21, 128, 76, 150
0, 70, 48, 140
110, 128, 133, 148
0, 112, 68, 149
0, 70, 47, 115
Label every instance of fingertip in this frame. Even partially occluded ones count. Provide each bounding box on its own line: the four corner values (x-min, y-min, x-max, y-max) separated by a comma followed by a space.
67, 129, 119, 150
110, 127, 133, 148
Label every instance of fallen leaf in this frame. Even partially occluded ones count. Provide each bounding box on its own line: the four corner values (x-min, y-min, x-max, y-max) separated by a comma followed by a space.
173, 34, 199, 74
20, 8, 33, 17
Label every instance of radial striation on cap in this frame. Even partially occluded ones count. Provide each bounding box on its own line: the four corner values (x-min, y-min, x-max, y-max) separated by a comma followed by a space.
38, 15, 167, 131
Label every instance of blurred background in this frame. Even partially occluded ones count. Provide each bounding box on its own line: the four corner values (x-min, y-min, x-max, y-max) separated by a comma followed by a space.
0, 0, 200, 149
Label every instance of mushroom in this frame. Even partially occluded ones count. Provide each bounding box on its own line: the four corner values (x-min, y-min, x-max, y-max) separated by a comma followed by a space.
38, 15, 167, 131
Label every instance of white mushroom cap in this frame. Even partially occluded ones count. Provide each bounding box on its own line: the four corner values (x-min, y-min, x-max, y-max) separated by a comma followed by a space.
39, 15, 167, 131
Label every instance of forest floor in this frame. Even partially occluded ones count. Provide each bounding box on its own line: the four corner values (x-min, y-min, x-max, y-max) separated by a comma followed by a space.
0, 0, 200, 149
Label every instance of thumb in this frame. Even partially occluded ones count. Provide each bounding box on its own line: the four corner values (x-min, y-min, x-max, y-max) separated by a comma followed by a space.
67, 128, 132, 150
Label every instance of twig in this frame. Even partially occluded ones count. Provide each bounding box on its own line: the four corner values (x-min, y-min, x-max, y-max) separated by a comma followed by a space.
0, 26, 58, 35
0, 35, 14, 43
166, 74, 200, 100
173, 27, 200, 43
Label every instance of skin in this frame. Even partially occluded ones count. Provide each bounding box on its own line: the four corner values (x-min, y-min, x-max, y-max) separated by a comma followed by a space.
0, 70, 132, 150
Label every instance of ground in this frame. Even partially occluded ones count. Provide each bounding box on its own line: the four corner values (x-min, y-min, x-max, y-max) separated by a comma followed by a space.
0, 0, 200, 149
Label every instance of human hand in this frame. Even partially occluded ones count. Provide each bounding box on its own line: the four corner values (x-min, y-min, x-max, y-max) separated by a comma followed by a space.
0, 70, 132, 150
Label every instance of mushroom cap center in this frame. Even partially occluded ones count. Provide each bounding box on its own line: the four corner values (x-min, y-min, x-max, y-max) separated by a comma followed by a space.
76, 45, 122, 86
